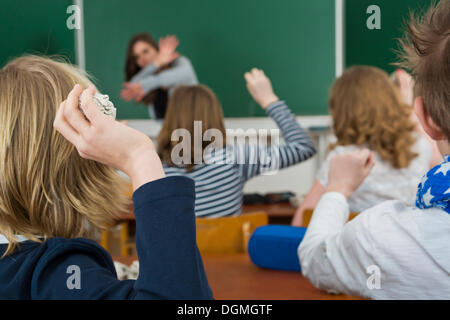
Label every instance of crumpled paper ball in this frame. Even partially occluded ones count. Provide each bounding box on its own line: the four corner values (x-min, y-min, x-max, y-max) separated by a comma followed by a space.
79, 93, 116, 119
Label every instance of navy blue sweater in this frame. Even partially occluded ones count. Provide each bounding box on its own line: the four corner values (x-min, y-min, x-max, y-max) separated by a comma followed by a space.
0, 176, 213, 299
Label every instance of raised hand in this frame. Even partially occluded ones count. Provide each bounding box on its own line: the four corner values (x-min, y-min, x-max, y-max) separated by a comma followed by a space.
54, 84, 165, 190
154, 35, 180, 68
121, 82, 145, 102
326, 149, 375, 198
244, 68, 279, 109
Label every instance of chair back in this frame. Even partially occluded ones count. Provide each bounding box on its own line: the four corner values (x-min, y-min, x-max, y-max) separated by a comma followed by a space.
196, 212, 269, 254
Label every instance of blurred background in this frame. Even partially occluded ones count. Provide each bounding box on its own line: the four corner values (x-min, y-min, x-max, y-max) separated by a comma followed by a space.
1, 0, 428, 119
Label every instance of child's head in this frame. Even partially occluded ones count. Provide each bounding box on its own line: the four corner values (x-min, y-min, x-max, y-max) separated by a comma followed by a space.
157, 85, 226, 169
329, 65, 418, 169
399, 0, 450, 156
0, 55, 130, 255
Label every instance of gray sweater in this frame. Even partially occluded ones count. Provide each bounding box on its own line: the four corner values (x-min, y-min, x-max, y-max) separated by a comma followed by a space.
131, 55, 198, 118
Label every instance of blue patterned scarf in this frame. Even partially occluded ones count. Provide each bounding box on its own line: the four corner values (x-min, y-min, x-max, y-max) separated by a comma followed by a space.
416, 155, 450, 214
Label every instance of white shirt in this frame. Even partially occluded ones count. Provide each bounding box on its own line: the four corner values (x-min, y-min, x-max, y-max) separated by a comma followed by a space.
298, 192, 450, 300
316, 135, 431, 212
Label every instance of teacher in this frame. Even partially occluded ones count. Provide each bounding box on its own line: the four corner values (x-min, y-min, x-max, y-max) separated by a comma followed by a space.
121, 33, 198, 119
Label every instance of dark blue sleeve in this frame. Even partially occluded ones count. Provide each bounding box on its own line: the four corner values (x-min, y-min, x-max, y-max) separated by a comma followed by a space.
31, 176, 213, 300
131, 176, 213, 299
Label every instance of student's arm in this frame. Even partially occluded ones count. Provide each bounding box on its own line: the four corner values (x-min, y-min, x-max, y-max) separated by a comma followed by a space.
131, 56, 197, 94
396, 69, 442, 167
291, 179, 325, 227
32, 176, 213, 299
45, 85, 213, 299
234, 69, 316, 181
298, 149, 375, 296
298, 192, 371, 296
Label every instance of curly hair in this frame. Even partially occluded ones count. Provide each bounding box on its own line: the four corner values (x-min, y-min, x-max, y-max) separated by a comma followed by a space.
329, 66, 418, 169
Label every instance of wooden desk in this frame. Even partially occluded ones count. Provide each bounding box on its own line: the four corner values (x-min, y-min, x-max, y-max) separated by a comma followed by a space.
113, 254, 362, 300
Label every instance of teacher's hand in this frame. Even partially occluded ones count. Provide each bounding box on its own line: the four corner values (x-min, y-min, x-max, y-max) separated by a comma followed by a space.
121, 82, 145, 103
153, 35, 180, 68
54, 84, 165, 191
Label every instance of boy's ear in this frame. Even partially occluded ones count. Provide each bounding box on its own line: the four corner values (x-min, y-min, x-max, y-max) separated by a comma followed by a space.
414, 96, 445, 141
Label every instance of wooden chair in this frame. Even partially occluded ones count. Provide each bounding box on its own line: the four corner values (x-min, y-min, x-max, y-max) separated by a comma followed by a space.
101, 211, 269, 257
302, 209, 359, 227
196, 212, 269, 254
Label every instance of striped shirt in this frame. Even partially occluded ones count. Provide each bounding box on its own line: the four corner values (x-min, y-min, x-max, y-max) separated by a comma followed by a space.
163, 101, 316, 218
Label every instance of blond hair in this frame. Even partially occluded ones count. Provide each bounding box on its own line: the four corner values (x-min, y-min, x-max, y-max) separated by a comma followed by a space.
398, 0, 450, 140
157, 85, 226, 170
0, 55, 130, 256
329, 66, 418, 169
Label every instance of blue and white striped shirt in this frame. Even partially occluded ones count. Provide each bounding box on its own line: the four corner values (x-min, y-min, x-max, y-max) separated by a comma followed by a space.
163, 101, 316, 218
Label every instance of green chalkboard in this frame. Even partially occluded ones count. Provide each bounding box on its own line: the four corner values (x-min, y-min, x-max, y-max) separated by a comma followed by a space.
83, 0, 336, 119
0, 0, 75, 68
345, 0, 430, 73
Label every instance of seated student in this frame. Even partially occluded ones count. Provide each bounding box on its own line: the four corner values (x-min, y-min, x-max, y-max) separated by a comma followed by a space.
298, 0, 450, 299
157, 69, 316, 218
121, 33, 198, 119
291, 65, 433, 226
0, 55, 212, 299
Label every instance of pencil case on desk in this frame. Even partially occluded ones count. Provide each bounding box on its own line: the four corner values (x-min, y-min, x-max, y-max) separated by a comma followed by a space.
248, 225, 307, 272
